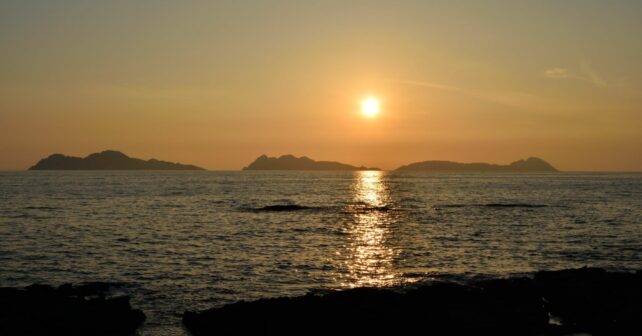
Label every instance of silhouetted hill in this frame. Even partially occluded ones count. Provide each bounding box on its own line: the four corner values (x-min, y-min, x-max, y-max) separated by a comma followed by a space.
243, 155, 379, 171
395, 157, 558, 172
29, 150, 204, 170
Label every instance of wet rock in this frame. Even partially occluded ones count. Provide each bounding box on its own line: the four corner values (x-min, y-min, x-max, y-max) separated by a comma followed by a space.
183, 268, 641, 336
533, 267, 642, 335
255, 204, 313, 212
183, 282, 548, 335
0, 283, 145, 335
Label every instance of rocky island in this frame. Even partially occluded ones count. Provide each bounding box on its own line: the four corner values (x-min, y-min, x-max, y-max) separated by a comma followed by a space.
395, 157, 558, 172
243, 155, 379, 171
29, 150, 204, 170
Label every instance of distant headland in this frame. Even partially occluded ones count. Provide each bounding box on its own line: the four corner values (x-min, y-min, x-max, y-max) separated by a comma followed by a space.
29, 150, 204, 170
243, 155, 380, 171
395, 157, 558, 172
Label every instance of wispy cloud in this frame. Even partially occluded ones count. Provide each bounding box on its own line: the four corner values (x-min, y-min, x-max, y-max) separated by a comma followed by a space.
580, 62, 607, 87
77, 84, 230, 101
392, 79, 546, 111
544, 68, 571, 79
393, 79, 459, 92
543, 62, 607, 87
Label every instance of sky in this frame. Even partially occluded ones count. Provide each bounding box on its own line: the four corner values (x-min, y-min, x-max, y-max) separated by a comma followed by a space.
1, 0, 641, 171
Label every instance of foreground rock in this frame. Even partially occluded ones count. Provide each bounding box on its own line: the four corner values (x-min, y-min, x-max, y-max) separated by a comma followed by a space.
243, 154, 379, 171
29, 150, 204, 170
183, 268, 641, 336
0, 283, 145, 335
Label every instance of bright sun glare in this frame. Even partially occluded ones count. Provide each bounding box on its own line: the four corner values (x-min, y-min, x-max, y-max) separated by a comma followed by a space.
361, 97, 380, 118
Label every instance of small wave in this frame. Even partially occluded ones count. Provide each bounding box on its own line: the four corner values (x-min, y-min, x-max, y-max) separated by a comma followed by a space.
162, 190, 188, 196
49, 281, 134, 300
347, 205, 393, 213
345, 202, 396, 213
23, 206, 59, 211
435, 203, 547, 209
7, 213, 35, 219
156, 203, 186, 208
484, 203, 547, 208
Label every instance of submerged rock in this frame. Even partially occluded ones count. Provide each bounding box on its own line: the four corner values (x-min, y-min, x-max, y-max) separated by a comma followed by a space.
0, 283, 145, 335
183, 268, 641, 336
254, 204, 314, 212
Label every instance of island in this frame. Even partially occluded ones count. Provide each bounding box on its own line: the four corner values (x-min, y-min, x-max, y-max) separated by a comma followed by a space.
29, 150, 205, 170
242, 155, 379, 171
394, 157, 558, 172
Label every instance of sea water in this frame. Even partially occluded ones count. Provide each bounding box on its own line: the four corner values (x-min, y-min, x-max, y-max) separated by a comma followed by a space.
1, 171, 640, 334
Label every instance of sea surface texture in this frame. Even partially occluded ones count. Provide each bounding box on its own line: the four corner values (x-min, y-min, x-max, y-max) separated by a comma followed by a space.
1, 171, 640, 334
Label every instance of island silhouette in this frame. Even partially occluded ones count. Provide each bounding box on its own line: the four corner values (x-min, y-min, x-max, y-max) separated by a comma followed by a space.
29, 150, 204, 170
243, 154, 380, 171
395, 157, 558, 172
28, 152, 558, 172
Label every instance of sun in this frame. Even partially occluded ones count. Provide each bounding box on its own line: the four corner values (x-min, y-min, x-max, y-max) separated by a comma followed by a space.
360, 96, 380, 118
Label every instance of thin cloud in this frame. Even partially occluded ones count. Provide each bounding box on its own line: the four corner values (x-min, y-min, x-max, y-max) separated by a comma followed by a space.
392, 79, 546, 111
78, 84, 230, 101
393, 79, 460, 92
543, 63, 607, 87
544, 68, 571, 79
580, 62, 608, 87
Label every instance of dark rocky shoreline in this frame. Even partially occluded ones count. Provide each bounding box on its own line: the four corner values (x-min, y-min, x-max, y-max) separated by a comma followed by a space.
2, 268, 640, 335
0, 282, 145, 335
183, 267, 641, 336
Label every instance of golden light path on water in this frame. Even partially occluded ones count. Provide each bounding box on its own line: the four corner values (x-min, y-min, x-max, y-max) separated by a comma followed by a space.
341, 170, 401, 288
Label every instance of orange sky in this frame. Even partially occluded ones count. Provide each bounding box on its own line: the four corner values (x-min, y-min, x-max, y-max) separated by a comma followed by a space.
1, 1, 641, 171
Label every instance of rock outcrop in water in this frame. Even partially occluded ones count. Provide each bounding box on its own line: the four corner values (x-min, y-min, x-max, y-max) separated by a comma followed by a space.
243, 155, 379, 171
395, 157, 558, 172
29, 150, 204, 170
183, 267, 641, 336
0, 282, 145, 335
254, 204, 314, 212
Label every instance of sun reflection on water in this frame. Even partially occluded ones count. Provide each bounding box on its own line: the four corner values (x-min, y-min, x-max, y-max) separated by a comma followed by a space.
341, 170, 400, 288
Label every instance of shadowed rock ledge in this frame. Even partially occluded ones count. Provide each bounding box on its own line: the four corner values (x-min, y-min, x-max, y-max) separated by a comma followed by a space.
0, 283, 145, 335
183, 267, 641, 336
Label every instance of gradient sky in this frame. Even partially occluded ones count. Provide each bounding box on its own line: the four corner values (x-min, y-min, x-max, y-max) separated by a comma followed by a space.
1, 0, 641, 171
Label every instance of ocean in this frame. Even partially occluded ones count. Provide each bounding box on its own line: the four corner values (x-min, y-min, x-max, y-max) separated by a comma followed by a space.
1, 171, 640, 335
